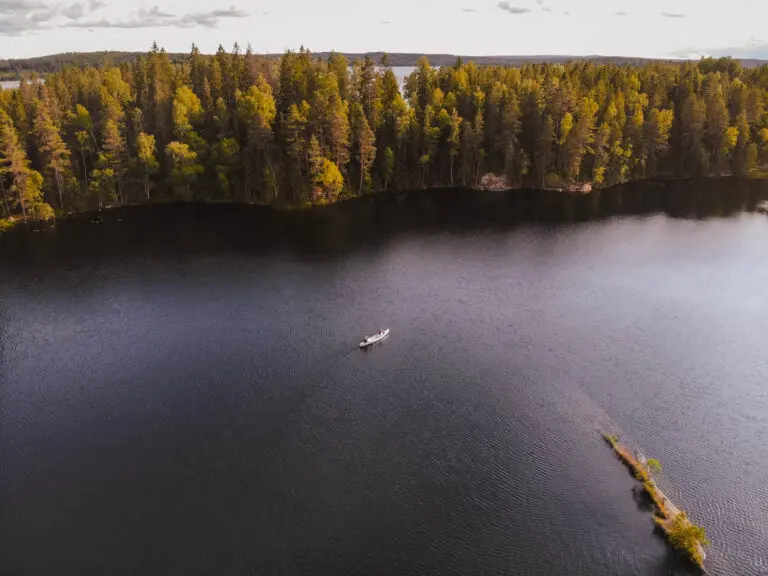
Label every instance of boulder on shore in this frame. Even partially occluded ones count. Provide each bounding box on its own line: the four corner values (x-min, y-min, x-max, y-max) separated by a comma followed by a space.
567, 182, 593, 194
476, 173, 512, 192
474, 173, 593, 194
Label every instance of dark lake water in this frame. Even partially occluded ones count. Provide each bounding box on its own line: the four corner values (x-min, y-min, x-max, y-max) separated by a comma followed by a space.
1, 181, 767, 575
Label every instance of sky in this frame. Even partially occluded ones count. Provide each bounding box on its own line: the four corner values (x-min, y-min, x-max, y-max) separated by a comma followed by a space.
1, 0, 767, 60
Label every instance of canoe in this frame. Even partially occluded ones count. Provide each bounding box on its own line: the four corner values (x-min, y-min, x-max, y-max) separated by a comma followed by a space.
359, 328, 390, 348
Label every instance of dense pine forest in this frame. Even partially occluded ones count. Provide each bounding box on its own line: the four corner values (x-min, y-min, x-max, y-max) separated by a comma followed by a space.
2, 44, 768, 225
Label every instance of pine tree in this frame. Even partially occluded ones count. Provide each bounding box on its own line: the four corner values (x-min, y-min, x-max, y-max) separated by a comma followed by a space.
236, 78, 277, 200
447, 109, 461, 184
283, 101, 310, 191
33, 98, 72, 209
328, 96, 351, 171
352, 103, 376, 195
99, 118, 127, 204
0, 111, 53, 222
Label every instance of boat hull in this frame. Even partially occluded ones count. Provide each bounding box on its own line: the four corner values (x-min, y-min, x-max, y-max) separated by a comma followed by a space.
359, 329, 390, 348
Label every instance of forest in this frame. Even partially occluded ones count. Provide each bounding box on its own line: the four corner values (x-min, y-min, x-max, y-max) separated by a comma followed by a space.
2, 44, 768, 225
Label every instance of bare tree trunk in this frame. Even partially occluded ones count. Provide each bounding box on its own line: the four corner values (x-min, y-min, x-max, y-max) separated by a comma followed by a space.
0, 179, 9, 217
81, 150, 89, 190
55, 169, 64, 209
359, 161, 364, 196
16, 176, 27, 222
116, 175, 124, 205
266, 157, 275, 203
144, 174, 150, 200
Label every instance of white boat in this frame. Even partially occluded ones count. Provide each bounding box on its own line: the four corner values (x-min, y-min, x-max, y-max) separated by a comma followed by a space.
359, 328, 390, 348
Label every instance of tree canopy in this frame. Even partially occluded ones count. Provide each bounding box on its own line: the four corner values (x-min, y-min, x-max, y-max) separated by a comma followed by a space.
2, 46, 768, 222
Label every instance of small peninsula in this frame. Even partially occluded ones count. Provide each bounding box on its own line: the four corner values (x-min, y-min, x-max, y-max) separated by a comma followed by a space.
603, 433, 709, 571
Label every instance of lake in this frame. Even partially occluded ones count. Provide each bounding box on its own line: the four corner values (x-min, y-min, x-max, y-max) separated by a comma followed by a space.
393, 66, 417, 87
0, 71, 411, 93
1, 181, 767, 575
0, 78, 44, 90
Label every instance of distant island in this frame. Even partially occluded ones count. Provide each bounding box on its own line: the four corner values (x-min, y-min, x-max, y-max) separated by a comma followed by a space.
1, 44, 767, 228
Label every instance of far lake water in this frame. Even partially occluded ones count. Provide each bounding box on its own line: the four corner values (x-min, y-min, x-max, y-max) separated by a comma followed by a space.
1, 181, 767, 575
393, 66, 417, 87
1, 69, 414, 92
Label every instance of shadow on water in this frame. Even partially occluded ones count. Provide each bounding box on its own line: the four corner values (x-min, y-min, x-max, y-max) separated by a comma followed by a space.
2, 178, 767, 270
631, 484, 656, 515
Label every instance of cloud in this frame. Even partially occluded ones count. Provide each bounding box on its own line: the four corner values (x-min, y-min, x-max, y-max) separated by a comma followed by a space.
61, 2, 86, 18
29, 7, 60, 22
661, 12, 685, 18
497, 1, 529, 15
0, 0, 45, 8
142, 6, 175, 19
87, 0, 104, 9
461, 8, 476, 12
66, 5, 249, 29
0, 0, 103, 34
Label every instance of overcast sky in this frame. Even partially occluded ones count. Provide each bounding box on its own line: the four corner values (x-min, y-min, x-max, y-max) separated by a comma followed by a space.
1, 0, 767, 60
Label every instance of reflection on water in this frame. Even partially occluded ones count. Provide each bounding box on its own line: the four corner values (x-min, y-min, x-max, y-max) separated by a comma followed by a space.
5, 178, 765, 263
0, 178, 767, 576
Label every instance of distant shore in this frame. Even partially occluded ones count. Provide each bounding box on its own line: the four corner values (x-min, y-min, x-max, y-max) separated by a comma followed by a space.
3, 50, 768, 80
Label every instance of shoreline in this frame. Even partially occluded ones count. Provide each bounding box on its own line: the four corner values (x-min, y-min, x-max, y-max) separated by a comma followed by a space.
2, 175, 766, 234
602, 433, 708, 572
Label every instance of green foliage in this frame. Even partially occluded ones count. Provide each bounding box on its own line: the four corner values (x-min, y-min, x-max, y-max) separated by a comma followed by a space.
382, 146, 395, 189
0, 109, 54, 220
136, 132, 158, 199
602, 433, 620, 446
172, 85, 203, 140
647, 458, 662, 474
165, 141, 203, 199
666, 512, 710, 564
317, 158, 343, 202
2, 47, 768, 219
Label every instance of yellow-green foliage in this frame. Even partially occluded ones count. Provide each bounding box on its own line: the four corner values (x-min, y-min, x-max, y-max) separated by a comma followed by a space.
602, 433, 620, 446
605, 434, 707, 569
663, 513, 709, 566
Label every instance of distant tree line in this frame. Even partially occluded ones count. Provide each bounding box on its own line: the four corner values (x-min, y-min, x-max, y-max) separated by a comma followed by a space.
2, 44, 768, 223
2, 50, 718, 79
